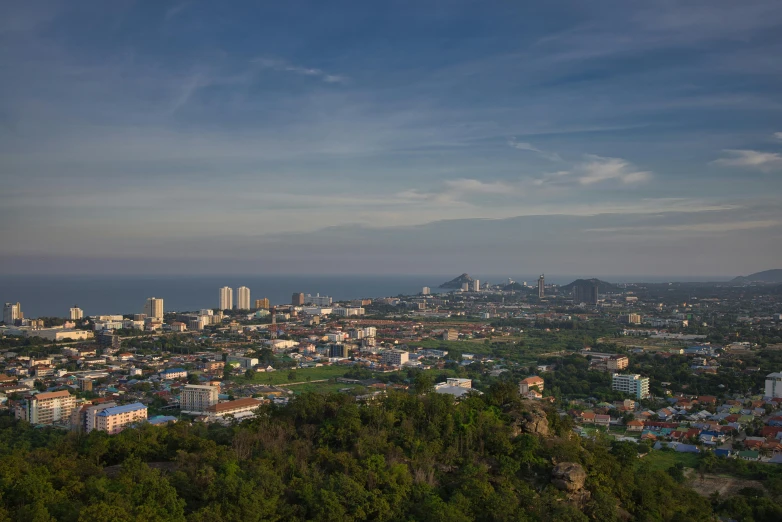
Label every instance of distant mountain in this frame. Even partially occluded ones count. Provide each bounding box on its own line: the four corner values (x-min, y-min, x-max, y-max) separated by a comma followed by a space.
732, 269, 782, 284
561, 278, 618, 293
439, 273, 474, 289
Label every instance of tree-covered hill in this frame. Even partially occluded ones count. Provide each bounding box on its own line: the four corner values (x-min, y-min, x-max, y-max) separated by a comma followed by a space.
0, 383, 771, 521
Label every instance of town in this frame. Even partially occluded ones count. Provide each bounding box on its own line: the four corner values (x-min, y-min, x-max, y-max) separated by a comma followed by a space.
3, 272, 782, 471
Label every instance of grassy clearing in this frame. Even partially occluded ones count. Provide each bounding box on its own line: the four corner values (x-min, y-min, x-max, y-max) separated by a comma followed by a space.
640, 450, 700, 472
236, 365, 351, 385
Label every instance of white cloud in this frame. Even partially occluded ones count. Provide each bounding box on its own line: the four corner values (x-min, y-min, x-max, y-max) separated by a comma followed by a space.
774, 132, 782, 141
254, 58, 348, 84
713, 149, 782, 171
577, 155, 652, 185
507, 137, 561, 161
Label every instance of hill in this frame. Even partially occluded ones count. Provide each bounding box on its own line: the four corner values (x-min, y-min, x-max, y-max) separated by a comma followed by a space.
439, 273, 474, 288
732, 269, 782, 284
561, 278, 618, 293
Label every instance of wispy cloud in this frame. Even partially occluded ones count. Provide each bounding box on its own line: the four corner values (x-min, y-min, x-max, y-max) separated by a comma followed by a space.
534, 155, 651, 186
165, 2, 189, 20
254, 58, 349, 84
507, 137, 561, 161
774, 132, 782, 141
713, 149, 782, 171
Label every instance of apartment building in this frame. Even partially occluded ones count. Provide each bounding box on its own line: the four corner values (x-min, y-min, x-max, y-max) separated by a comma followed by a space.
612, 374, 650, 399
94, 403, 148, 434
382, 350, 409, 366
519, 376, 545, 394
607, 355, 630, 371
16, 390, 76, 425
180, 384, 219, 414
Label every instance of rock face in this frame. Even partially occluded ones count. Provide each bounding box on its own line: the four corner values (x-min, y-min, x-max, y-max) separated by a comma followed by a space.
551, 462, 587, 493
439, 273, 474, 289
510, 400, 549, 437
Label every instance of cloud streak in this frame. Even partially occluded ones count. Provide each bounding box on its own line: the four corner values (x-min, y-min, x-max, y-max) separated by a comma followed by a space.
713, 149, 782, 171
253, 58, 348, 84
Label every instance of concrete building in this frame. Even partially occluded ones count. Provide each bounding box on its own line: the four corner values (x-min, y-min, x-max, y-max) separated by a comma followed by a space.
573, 281, 598, 305
69, 307, 84, 320
160, 368, 187, 380
446, 378, 472, 388
442, 329, 459, 341
625, 313, 642, 325
94, 403, 148, 435
362, 327, 377, 338
305, 294, 332, 306
181, 384, 219, 414
332, 307, 365, 317
382, 350, 409, 366
16, 390, 76, 425
3, 302, 22, 324
538, 274, 545, 298
226, 356, 258, 369
612, 374, 650, 399
205, 397, 264, 419
519, 376, 545, 394
329, 344, 349, 358
607, 355, 629, 371
422, 287, 431, 295
236, 286, 251, 310
77, 401, 117, 433
254, 298, 270, 310
292, 292, 305, 306
143, 297, 164, 320
471, 280, 480, 292
219, 287, 233, 311
765, 372, 782, 398
170, 322, 187, 332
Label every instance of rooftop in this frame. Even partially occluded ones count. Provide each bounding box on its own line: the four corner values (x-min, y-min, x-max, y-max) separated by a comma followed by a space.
96, 402, 147, 417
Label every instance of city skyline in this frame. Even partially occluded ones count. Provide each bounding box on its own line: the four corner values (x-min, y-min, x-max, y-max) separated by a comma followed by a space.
1, 1, 781, 276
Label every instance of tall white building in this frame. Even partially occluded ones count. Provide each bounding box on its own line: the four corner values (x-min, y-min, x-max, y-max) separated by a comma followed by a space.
143, 297, 164, 320
611, 374, 650, 399
219, 287, 233, 310
180, 385, 219, 414
69, 307, 84, 320
472, 279, 480, 292
3, 302, 21, 324
422, 287, 431, 295
236, 286, 251, 310
765, 372, 782, 398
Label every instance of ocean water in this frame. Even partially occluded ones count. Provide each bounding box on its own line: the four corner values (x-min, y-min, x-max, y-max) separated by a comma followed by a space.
0, 274, 730, 318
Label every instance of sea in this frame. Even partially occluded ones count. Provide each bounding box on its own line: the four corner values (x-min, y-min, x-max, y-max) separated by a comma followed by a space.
0, 274, 731, 318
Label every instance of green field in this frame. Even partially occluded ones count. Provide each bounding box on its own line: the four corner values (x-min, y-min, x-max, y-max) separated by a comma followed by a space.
235, 365, 352, 385
640, 450, 700, 472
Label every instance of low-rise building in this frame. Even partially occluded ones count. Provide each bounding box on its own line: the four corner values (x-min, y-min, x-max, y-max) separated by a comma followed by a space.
181, 384, 219, 414
205, 398, 264, 419
519, 376, 545, 395
94, 403, 148, 434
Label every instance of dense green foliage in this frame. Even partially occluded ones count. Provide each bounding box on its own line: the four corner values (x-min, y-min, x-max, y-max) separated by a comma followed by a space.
0, 384, 724, 521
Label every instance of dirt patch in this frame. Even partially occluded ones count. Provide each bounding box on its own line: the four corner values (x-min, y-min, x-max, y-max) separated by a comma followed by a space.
685, 470, 764, 497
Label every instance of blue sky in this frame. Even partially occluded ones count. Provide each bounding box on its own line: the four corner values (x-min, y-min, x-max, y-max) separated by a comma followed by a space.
1, 0, 781, 277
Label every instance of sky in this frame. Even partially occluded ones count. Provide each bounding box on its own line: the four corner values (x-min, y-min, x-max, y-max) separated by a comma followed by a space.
1, 0, 781, 277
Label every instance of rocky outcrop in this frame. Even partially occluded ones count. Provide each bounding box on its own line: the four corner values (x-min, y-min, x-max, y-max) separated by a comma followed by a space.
551, 462, 586, 493
509, 400, 549, 437
439, 273, 474, 289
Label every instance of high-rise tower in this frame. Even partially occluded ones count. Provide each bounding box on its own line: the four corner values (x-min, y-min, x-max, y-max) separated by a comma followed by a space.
236, 287, 251, 310
537, 274, 545, 298
219, 287, 233, 310
143, 297, 164, 320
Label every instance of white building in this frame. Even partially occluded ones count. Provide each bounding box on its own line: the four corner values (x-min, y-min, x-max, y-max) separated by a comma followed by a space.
16, 390, 76, 425
306, 294, 333, 306
236, 286, 251, 310
765, 372, 782, 398
143, 297, 164, 320
219, 287, 233, 311
205, 398, 264, 419
611, 374, 650, 399
226, 356, 258, 369
362, 326, 377, 338
382, 350, 409, 366
422, 287, 431, 295
69, 307, 84, 320
3, 302, 21, 324
472, 280, 480, 292
332, 307, 365, 317
180, 384, 219, 414
301, 307, 332, 316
